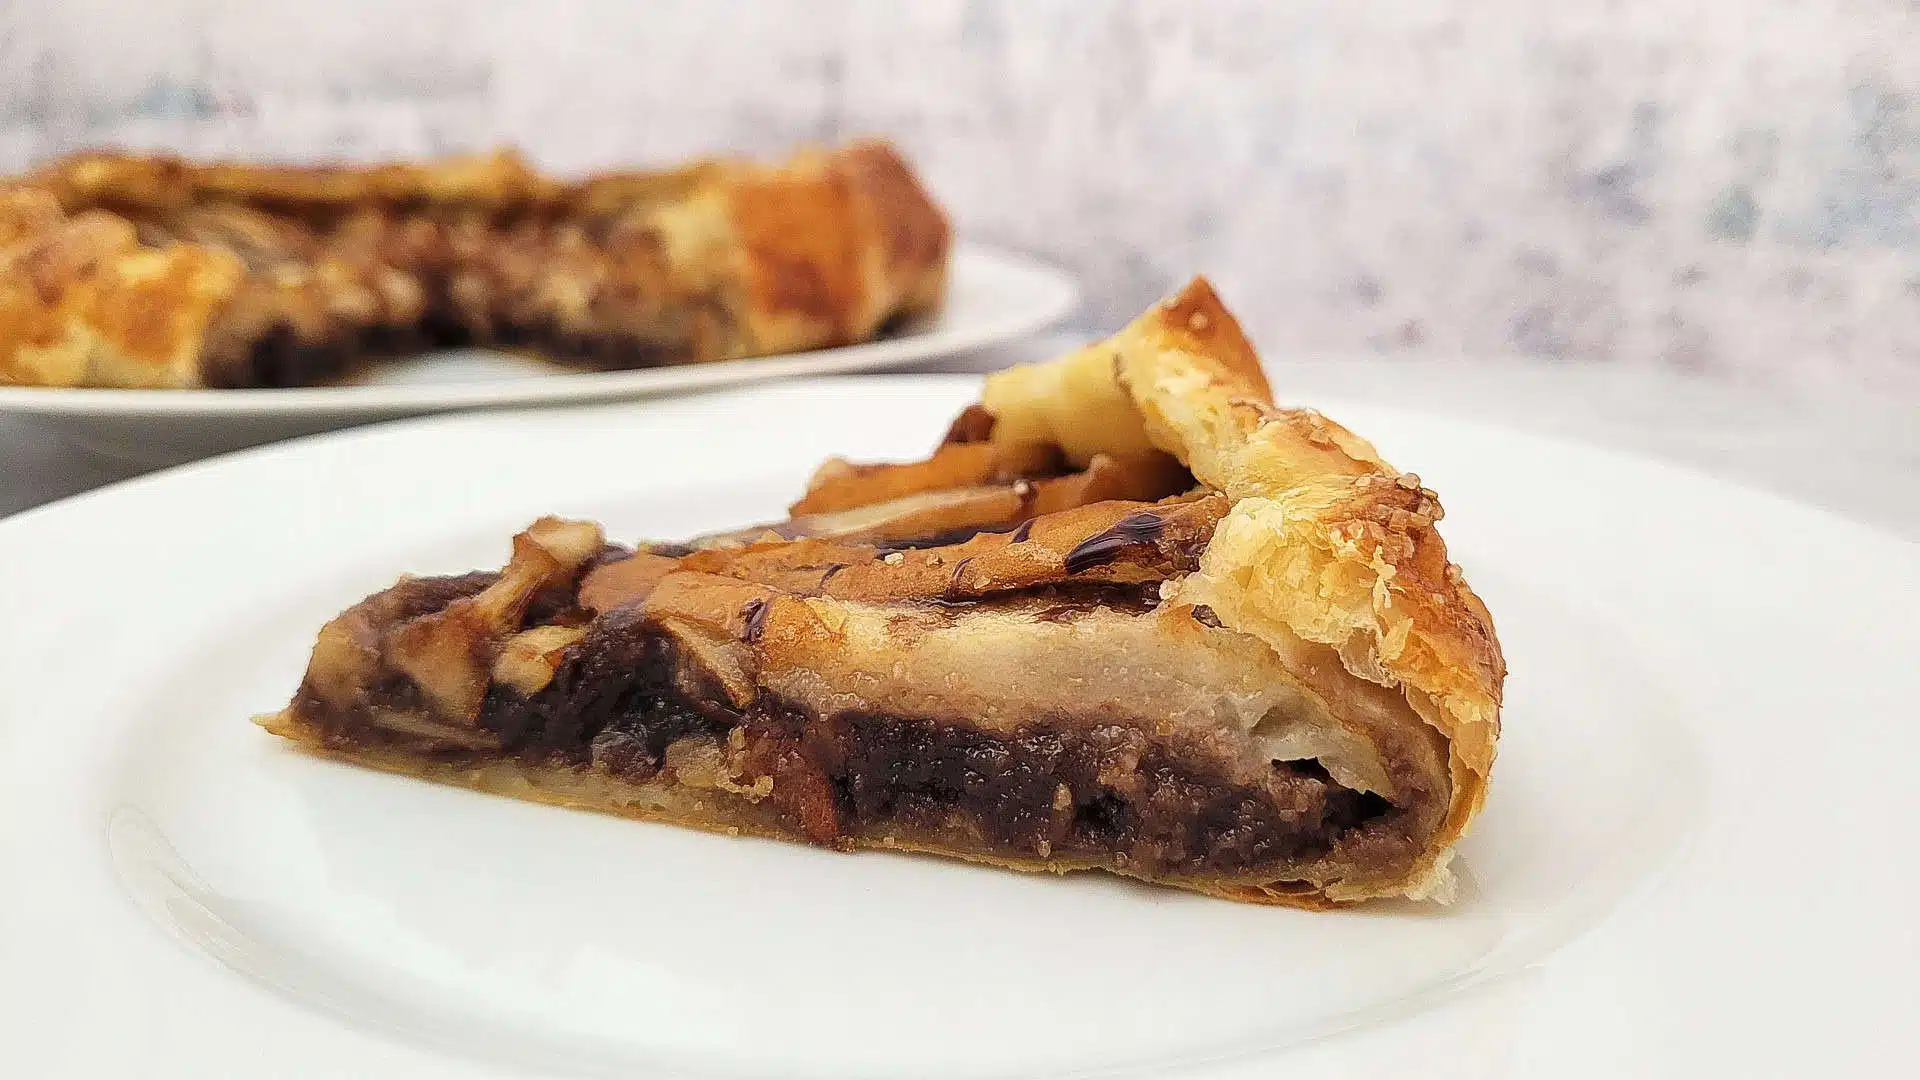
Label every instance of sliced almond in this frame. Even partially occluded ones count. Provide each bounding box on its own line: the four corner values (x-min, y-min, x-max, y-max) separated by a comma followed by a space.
388, 517, 603, 723
492, 624, 588, 696
790, 440, 1065, 515
578, 551, 680, 613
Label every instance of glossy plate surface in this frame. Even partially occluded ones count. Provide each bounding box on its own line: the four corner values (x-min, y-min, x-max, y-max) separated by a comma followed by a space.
1, 376, 1913, 1078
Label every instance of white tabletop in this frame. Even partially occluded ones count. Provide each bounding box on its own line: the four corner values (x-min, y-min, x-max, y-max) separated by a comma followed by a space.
5, 338, 1917, 542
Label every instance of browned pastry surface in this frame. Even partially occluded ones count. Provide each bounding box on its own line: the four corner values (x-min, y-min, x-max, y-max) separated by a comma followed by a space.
263, 278, 1503, 907
0, 140, 948, 388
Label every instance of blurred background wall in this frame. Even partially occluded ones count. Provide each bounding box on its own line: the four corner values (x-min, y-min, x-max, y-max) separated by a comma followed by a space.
3, 0, 1916, 398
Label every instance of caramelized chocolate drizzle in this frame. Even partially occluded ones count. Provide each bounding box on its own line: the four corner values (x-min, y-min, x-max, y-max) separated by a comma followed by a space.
947, 556, 975, 594
741, 598, 770, 643
1063, 511, 1167, 574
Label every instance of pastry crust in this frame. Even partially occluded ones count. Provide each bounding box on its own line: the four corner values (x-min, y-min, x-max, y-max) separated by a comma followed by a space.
265, 278, 1502, 907
259, 714, 1349, 911
0, 140, 948, 388
983, 279, 1503, 898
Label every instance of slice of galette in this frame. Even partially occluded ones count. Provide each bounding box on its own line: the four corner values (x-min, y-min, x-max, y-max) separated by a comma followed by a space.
262, 278, 1504, 907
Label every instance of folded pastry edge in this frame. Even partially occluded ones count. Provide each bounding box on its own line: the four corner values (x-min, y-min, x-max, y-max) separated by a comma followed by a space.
1094, 278, 1504, 901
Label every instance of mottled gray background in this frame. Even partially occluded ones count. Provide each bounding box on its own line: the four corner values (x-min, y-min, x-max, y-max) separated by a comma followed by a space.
4, 1, 1918, 398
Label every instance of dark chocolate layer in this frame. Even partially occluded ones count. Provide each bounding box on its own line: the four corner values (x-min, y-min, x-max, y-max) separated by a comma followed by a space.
293, 575, 1407, 881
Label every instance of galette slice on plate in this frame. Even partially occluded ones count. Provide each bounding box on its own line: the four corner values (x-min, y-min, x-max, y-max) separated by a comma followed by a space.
263, 277, 1503, 907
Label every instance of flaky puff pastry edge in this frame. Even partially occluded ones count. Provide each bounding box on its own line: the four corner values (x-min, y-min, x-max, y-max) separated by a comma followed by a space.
983, 277, 1504, 902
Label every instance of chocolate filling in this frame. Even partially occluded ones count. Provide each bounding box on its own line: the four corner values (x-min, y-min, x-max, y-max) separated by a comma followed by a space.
296, 579, 1406, 881
768, 707, 1394, 876
482, 321, 699, 370
213, 323, 367, 388
133, 204, 731, 387
208, 315, 699, 388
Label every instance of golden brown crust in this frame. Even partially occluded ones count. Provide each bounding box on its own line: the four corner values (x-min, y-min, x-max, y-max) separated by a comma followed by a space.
0, 139, 949, 388
724, 140, 949, 351
983, 277, 1504, 899
0, 188, 245, 388
27, 147, 568, 214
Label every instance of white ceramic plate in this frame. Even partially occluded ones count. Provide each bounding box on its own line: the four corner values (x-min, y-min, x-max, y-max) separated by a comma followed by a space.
0, 243, 1074, 469
2, 377, 1914, 1079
